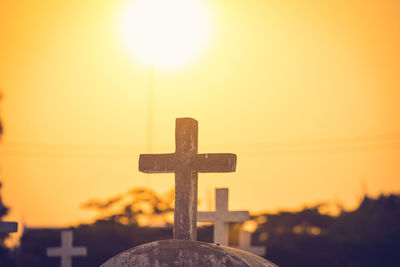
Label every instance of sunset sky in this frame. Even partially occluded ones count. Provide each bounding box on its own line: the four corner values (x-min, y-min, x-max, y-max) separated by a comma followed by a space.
0, 0, 399, 233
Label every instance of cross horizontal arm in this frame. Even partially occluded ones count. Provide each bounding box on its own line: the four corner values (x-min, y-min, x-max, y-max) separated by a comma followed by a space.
139, 154, 176, 173
47, 248, 87, 257
194, 154, 236, 172
71, 248, 87, 256
197, 212, 216, 221
0, 222, 18, 233
47, 248, 63, 256
226, 211, 249, 221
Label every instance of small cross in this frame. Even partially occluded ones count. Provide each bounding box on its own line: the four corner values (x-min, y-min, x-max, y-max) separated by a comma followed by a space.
139, 118, 237, 240
234, 229, 266, 256
46, 230, 87, 267
0, 203, 17, 233
0, 221, 17, 233
198, 188, 249, 245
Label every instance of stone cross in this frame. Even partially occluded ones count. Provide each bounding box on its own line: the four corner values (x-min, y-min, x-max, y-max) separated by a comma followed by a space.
0, 203, 17, 233
46, 230, 87, 267
139, 118, 236, 240
0, 220, 17, 233
198, 188, 249, 245
235, 229, 266, 256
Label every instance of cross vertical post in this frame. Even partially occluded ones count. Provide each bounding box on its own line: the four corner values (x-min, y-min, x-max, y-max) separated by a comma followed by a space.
139, 118, 237, 241
235, 230, 266, 256
174, 118, 198, 239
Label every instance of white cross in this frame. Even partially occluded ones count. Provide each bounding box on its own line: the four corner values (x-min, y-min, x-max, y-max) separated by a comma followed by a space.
234, 229, 266, 256
198, 188, 249, 245
46, 230, 87, 267
0, 221, 17, 233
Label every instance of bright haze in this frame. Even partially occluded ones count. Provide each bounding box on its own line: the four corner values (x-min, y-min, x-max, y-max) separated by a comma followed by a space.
0, 0, 399, 228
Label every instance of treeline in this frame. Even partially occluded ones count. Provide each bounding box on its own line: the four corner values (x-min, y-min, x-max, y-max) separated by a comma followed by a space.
1, 188, 400, 266
252, 194, 400, 266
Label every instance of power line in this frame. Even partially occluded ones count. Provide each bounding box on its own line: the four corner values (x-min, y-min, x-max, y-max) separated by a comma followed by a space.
0, 133, 399, 158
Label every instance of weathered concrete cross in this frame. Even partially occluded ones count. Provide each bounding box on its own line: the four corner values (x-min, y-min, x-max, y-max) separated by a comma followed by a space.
139, 118, 236, 240
235, 229, 266, 256
46, 230, 87, 267
198, 188, 249, 245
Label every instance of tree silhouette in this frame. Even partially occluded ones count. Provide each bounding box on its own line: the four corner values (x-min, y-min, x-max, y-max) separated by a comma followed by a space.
252, 194, 400, 267
18, 188, 177, 266
81, 187, 175, 226
15, 187, 400, 267
0, 182, 17, 266
0, 94, 17, 266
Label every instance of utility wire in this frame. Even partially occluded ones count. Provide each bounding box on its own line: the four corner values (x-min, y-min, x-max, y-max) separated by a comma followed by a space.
0, 133, 399, 158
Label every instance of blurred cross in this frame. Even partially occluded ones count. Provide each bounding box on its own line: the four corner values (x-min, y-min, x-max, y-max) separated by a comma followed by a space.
198, 188, 249, 245
235, 229, 266, 256
0, 220, 17, 233
46, 230, 87, 267
0, 202, 17, 233
139, 118, 237, 240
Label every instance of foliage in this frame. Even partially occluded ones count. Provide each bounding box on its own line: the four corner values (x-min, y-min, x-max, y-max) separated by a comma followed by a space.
0, 182, 11, 223
253, 194, 400, 267
0, 182, 17, 267
81, 187, 174, 226
0, 100, 15, 266
13, 189, 400, 267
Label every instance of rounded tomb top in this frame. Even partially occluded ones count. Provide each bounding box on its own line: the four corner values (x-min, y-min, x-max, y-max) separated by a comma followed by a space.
101, 239, 278, 267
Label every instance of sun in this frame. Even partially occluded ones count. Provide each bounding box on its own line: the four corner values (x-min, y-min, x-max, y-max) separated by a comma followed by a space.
118, 0, 212, 70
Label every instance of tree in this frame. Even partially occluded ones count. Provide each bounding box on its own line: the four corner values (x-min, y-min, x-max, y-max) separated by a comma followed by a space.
0, 182, 17, 267
252, 194, 400, 267
0, 92, 17, 266
17, 184, 400, 267
18, 188, 177, 266
81, 187, 175, 226
0, 182, 11, 241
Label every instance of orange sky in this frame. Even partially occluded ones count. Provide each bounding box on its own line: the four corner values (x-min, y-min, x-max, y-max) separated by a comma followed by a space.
0, 0, 400, 233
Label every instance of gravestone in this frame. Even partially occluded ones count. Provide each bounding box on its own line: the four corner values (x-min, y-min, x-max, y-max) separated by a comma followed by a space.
101, 118, 278, 267
234, 230, 266, 256
198, 188, 249, 246
102, 239, 276, 267
46, 230, 87, 267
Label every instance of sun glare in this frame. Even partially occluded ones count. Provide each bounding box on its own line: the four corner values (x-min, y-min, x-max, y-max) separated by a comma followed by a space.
118, 0, 212, 70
